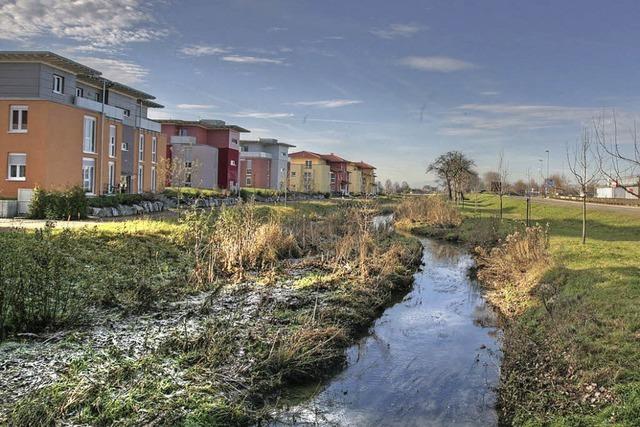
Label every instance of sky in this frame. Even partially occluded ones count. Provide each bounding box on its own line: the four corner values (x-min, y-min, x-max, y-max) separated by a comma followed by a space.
2, 0, 640, 187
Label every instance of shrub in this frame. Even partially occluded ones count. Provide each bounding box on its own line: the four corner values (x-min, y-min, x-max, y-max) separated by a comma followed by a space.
29, 186, 88, 220
395, 196, 462, 228
164, 187, 227, 200
87, 193, 157, 208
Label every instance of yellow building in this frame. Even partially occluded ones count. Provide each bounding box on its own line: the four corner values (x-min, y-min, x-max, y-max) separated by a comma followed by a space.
288, 151, 331, 193
347, 162, 363, 194
355, 162, 377, 194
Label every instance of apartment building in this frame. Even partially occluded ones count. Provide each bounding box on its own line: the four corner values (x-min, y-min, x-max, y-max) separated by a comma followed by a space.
239, 138, 295, 190
289, 151, 331, 193
159, 119, 249, 191
354, 161, 377, 194
0, 51, 166, 203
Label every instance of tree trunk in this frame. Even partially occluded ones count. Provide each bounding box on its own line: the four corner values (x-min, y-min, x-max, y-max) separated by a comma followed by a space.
582, 194, 587, 244
499, 194, 503, 220
446, 181, 453, 200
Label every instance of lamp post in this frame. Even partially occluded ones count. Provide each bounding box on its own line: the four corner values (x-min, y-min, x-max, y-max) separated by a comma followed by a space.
545, 149, 550, 195
538, 159, 543, 195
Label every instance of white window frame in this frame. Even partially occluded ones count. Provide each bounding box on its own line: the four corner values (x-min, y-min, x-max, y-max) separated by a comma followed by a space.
82, 157, 96, 195
75, 87, 83, 97
109, 125, 116, 158
121, 142, 129, 152
151, 136, 157, 163
9, 105, 28, 133
123, 109, 131, 118
83, 116, 96, 154
7, 153, 26, 181
246, 176, 252, 186
137, 164, 144, 194
305, 160, 312, 169
230, 160, 236, 166
151, 166, 157, 193
108, 161, 116, 194
138, 133, 145, 162
53, 74, 64, 94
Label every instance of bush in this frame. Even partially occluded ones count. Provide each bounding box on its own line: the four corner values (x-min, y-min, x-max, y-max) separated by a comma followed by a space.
29, 186, 88, 220
163, 187, 228, 200
395, 196, 462, 228
87, 193, 157, 208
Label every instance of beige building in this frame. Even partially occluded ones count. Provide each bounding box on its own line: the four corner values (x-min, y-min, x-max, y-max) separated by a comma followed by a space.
288, 151, 331, 193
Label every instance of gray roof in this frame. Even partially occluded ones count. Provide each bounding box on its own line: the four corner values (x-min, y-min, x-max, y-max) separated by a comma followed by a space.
240, 138, 295, 148
0, 51, 101, 75
157, 119, 250, 133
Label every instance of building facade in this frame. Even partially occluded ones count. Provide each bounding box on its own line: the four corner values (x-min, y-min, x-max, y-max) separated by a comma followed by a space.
160, 119, 249, 191
0, 51, 166, 200
288, 151, 331, 193
354, 162, 377, 194
239, 138, 295, 190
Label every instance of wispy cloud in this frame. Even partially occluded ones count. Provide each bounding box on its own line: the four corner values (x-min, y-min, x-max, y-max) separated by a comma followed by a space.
74, 56, 148, 84
292, 99, 363, 108
371, 23, 424, 39
0, 0, 166, 49
222, 55, 284, 65
439, 103, 604, 136
267, 26, 288, 32
304, 118, 372, 125
233, 111, 294, 119
180, 45, 230, 56
400, 56, 477, 72
177, 104, 215, 110
480, 91, 500, 96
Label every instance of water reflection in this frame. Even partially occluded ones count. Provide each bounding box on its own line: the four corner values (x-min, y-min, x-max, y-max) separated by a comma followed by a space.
273, 238, 501, 427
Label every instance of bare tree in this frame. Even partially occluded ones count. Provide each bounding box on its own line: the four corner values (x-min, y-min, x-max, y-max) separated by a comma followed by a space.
427, 151, 475, 201
593, 110, 640, 198
497, 150, 509, 220
567, 128, 599, 244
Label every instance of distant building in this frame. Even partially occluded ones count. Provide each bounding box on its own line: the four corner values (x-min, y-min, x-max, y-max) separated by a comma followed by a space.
0, 51, 166, 207
354, 161, 377, 194
239, 138, 295, 190
596, 176, 639, 199
289, 151, 331, 193
159, 119, 250, 190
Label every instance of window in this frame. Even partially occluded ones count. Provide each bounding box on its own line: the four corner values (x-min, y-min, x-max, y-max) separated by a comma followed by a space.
151, 166, 157, 192
95, 92, 103, 103
331, 172, 336, 184
121, 142, 129, 151
241, 146, 249, 152
109, 125, 116, 158
303, 171, 312, 180
185, 161, 192, 168
83, 116, 96, 153
246, 160, 253, 176
291, 171, 296, 177
305, 160, 312, 169
7, 153, 26, 180
246, 176, 252, 186
137, 164, 144, 193
231, 138, 238, 145
178, 128, 188, 136
9, 106, 28, 133
151, 136, 157, 163
185, 172, 192, 187
75, 87, 83, 97
123, 109, 130, 118
82, 158, 96, 194
53, 75, 64, 94
230, 160, 236, 166
108, 161, 115, 194
138, 134, 145, 161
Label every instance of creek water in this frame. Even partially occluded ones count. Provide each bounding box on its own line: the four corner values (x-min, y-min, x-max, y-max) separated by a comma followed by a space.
274, 237, 502, 426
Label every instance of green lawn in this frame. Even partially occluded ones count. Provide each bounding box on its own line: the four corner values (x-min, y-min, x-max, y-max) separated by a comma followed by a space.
462, 194, 640, 425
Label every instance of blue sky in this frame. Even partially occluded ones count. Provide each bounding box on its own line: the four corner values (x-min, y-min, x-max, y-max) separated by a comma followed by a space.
2, 0, 640, 186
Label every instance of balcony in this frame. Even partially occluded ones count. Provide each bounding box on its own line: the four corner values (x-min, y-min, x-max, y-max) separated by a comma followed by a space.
171, 136, 197, 145
74, 96, 125, 120
138, 117, 162, 133
240, 151, 272, 159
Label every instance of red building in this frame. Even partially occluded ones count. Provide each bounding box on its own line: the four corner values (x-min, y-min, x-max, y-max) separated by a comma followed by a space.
159, 119, 249, 190
322, 153, 350, 194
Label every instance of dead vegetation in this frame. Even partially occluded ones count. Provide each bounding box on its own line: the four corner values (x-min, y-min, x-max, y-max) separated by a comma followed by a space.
394, 196, 462, 230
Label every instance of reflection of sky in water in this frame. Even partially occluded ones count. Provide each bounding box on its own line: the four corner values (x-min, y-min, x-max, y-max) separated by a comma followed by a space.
273, 238, 501, 426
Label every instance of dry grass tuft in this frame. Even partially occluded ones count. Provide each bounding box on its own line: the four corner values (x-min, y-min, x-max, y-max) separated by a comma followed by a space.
395, 196, 462, 229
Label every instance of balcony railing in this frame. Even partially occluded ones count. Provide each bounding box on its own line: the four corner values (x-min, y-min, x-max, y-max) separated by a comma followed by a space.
240, 151, 272, 159
74, 96, 125, 120
138, 117, 162, 133
171, 136, 197, 145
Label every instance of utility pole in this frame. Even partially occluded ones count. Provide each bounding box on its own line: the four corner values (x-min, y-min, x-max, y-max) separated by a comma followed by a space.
538, 159, 543, 196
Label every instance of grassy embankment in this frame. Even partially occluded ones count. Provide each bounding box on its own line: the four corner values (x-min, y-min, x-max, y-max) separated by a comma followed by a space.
398, 194, 640, 425
1, 198, 421, 425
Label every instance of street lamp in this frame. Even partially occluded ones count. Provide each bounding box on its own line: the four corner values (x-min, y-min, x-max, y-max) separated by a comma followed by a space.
538, 159, 544, 196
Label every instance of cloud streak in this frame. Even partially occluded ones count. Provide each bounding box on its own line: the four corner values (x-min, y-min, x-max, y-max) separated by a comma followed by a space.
292, 99, 362, 108
177, 104, 215, 110
222, 55, 284, 64
232, 111, 294, 119
180, 45, 229, 56
371, 23, 424, 39
75, 56, 148, 84
400, 56, 477, 72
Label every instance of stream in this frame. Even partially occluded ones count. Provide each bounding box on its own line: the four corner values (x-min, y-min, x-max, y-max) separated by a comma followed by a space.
274, 237, 502, 426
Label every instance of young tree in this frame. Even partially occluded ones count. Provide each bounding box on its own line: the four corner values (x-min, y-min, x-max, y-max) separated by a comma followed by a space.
496, 150, 509, 220
384, 179, 394, 194
594, 110, 640, 198
427, 151, 475, 201
567, 128, 599, 244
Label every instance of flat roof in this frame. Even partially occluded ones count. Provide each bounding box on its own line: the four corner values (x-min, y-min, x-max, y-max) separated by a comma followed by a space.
240, 138, 296, 148
157, 119, 250, 133
78, 75, 158, 102
0, 51, 101, 76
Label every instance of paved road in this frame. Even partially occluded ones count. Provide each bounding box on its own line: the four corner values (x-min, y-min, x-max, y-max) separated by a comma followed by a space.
524, 197, 640, 216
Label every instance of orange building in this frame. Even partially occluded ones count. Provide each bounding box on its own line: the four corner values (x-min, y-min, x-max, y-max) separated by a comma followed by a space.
0, 51, 166, 203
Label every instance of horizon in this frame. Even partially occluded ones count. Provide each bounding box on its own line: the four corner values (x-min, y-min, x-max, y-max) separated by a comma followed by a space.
2, 0, 639, 186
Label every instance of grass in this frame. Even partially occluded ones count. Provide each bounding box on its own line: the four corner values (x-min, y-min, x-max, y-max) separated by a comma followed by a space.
443, 194, 640, 425
3, 199, 423, 425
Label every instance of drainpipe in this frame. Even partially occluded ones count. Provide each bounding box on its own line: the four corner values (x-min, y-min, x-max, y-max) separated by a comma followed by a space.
99, 79, 106, 195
